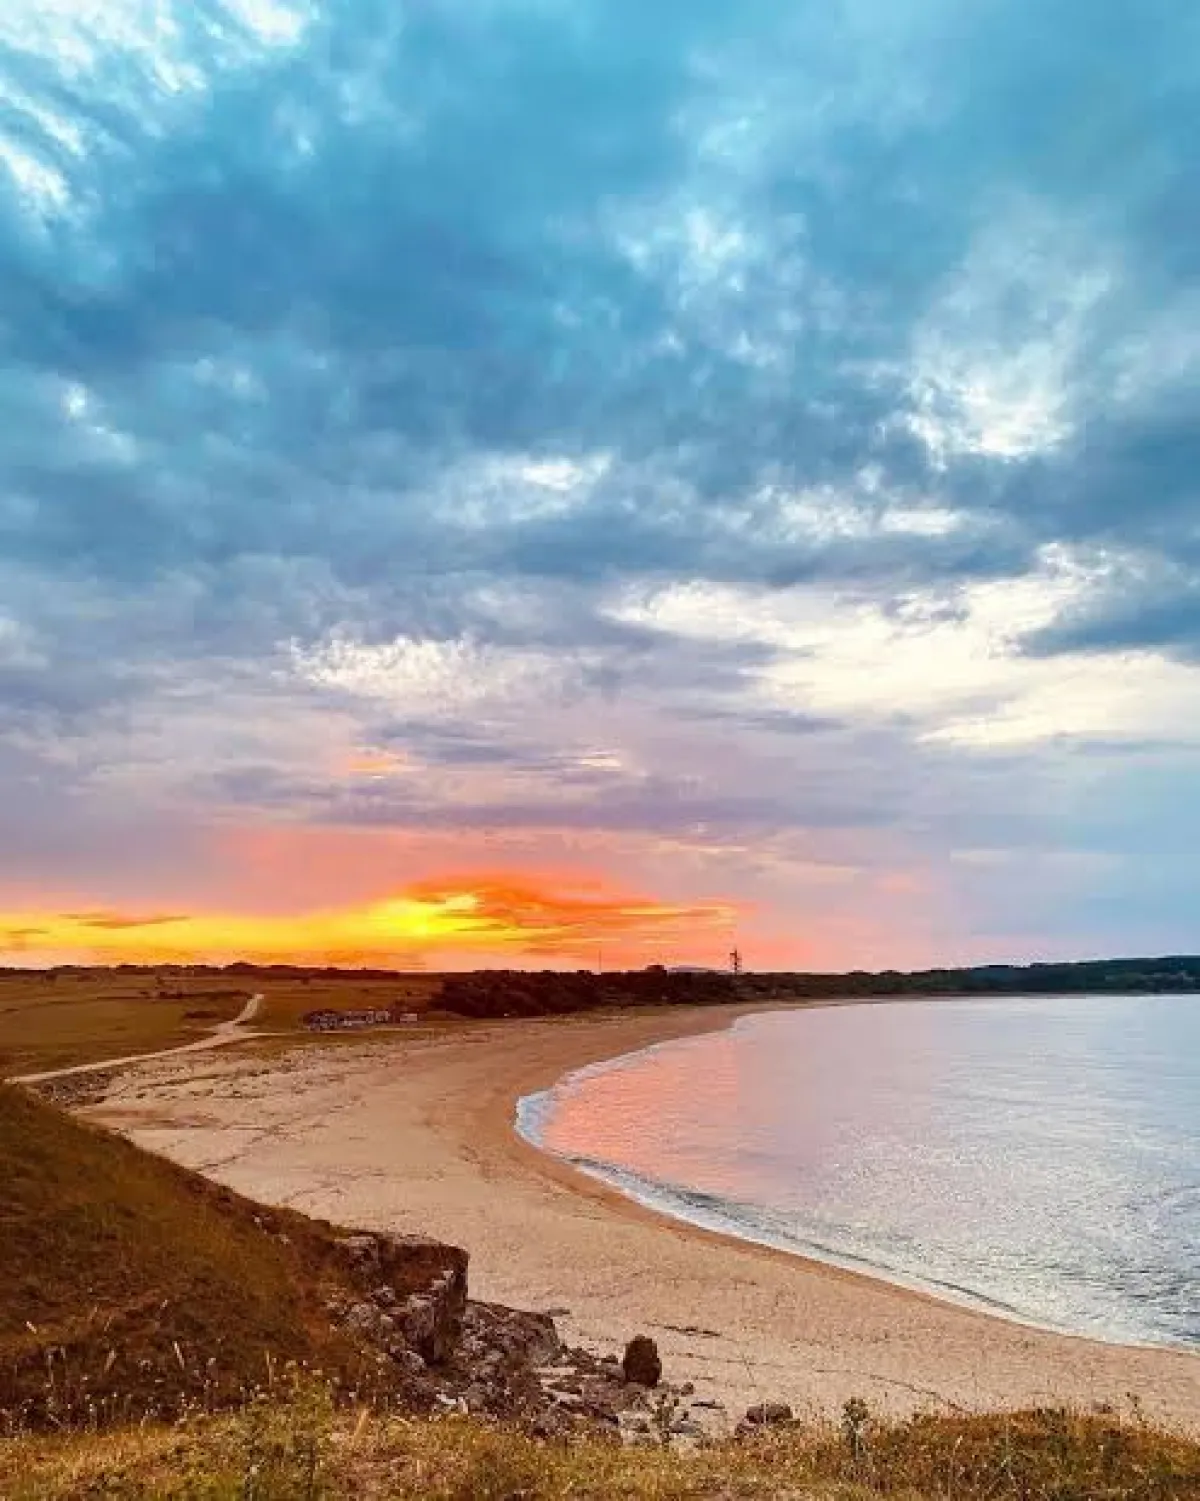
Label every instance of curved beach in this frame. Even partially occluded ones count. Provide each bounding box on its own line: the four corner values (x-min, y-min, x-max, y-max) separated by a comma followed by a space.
86, 1005, 1200, 1430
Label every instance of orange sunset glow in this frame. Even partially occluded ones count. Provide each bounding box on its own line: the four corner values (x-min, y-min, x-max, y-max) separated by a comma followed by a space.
0, 877, 740, 969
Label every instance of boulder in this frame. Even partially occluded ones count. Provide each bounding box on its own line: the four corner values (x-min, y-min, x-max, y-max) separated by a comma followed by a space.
463, 1303, 562, 1368
735, 1398, 792, 1422
621, 1335, 662, 1387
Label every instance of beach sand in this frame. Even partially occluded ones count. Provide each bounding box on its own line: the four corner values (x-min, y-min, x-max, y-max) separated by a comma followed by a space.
85, 1005, 1200, 1431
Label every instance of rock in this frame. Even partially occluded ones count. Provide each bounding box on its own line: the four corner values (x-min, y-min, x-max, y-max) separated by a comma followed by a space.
671, 1419, 706, 1439
463, 1303, 562, 1367
549, 1389, 584, 1411
741, 1401, 794, 1429
462, 1382, 493, 1412
344, 1302, 383, 1337
335, 1234, 468, 1366
622, 1335, 663, 1388
400, 1288, 455, 1366
388, 1347, 427, 1379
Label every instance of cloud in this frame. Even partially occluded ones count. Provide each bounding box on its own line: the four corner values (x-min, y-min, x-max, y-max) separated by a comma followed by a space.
1, 1, 1199, 964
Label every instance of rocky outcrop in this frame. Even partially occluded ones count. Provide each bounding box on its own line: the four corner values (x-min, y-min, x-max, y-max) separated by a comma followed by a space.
324, 1234, 724, 1442
324, 1239, 709, 1440
331, 1232, 468, 1366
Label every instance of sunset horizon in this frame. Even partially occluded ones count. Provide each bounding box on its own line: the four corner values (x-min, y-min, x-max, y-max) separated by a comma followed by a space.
2, 1, 1198, 975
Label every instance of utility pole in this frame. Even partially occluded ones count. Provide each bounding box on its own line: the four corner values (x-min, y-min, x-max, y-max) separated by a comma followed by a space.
730, 947, 743, 977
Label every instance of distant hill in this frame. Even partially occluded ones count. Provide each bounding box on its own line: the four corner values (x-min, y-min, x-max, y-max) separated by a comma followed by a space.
740, 954, 1200, 1000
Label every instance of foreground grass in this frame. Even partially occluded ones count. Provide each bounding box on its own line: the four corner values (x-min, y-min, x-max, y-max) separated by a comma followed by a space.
2, 1395, 1198, 1500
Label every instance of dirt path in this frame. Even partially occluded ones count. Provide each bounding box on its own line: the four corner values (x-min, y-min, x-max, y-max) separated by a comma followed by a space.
13, 993, 264, 1086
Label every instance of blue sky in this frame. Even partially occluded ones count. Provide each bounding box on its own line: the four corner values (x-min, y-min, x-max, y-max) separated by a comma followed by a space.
1, 1, 1198, 967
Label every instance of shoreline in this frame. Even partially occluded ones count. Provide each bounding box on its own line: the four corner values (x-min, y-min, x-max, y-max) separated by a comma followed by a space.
86, 1001, 1200, 1430
510, 1002, 1194, 1360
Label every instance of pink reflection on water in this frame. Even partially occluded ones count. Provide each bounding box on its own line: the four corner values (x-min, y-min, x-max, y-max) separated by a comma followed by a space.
538, 1007, 952, 1215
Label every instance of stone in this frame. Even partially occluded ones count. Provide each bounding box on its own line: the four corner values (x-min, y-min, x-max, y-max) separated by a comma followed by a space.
742, 1401, 794, 1428
462, 1382, 493, 1412
621, 1335, 663, 1388
671, 1419, 706, 1439
388, 1347, 427, 1378
344, 1302, 383, 1336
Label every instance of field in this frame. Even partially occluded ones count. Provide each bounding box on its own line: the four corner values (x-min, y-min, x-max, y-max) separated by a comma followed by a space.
0, 968, 445, 1078
250, 972, 444, 1032
0, 971, 251, 1078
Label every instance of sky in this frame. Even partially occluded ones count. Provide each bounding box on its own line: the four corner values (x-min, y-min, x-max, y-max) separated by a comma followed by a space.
1, 0, 1198, 971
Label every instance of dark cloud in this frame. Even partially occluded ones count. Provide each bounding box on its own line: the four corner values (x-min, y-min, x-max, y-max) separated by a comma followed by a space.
2, 0, 1194, 644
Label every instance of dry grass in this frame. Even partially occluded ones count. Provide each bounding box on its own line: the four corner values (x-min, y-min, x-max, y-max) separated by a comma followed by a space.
0, 972, 250, 1078
250, 974, 444, 1032
2, 1394, 1197, 1500
0, 968, 448, 1077
0, 1085, 411, 1428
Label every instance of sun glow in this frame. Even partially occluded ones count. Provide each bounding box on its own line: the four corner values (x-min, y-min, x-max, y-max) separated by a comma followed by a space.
0, 877, 738, 968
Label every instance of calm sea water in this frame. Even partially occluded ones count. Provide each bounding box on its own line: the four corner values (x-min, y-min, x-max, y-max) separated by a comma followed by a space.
517, 995, 1200, 1348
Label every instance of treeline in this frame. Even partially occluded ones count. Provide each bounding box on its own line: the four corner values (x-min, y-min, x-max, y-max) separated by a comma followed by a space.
4, 957, 1197, 1015
438, 967, 737, 1018
437, 957, 1200, 1020
741, 954, 1200, 1001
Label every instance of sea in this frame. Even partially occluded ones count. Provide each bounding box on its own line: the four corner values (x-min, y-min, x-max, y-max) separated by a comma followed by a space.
516, 994, 1200, 1349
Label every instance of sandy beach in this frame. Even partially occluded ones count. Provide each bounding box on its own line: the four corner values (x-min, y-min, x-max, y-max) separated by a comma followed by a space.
85, 1005, 1200, 1431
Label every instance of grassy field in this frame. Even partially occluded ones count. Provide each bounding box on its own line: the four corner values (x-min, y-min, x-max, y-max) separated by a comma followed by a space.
4, 1397, 1198, 1499
250, 972, 444, 1032
0, 971, 253, 1078
0, 968, 446, 1077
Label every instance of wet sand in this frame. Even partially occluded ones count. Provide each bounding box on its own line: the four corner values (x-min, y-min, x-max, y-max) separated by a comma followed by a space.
86, 1005, 1200, 1431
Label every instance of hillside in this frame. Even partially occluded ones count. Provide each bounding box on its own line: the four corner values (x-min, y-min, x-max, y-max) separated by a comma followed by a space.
0, 1085, 707, 1440
0, 1084, 446, 1426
